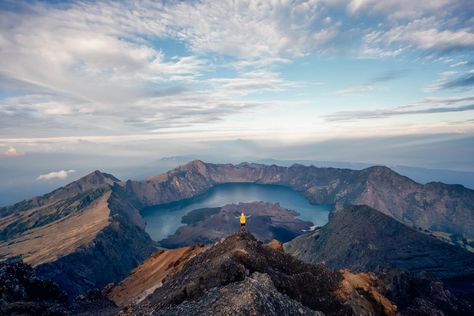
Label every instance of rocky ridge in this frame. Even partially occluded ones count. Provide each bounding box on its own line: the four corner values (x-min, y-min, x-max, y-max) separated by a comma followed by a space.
121, 230, 472, 316
284, 205, 474, 279
0, 171, 155, 296
126, 160, 474, 239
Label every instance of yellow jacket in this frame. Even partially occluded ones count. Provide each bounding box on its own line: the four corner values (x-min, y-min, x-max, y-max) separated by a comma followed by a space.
240, 213, 246, 225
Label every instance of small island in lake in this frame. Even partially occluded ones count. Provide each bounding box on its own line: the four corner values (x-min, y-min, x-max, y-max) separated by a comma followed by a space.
159, 201, 312, 248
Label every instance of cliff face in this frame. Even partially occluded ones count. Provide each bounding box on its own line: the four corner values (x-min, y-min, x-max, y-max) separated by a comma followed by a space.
284, 205, 474, 289
0, 171, 156, 296
126, 161, 474, 239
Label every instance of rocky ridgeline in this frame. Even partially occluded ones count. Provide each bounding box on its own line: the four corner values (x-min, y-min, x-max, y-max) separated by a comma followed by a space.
121, 230, 472, 316
0, 170, 156, 296
126, 160, 474, 239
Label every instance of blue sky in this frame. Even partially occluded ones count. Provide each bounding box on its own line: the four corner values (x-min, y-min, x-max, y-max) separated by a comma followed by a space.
0, 0, 473, 187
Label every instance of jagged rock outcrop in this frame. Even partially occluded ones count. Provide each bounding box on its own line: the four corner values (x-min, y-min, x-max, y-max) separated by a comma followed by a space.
160, 201, 312, 248
130, 231, 352, 315
375, 269, 472, 316
340, 269, 472, 316
0, 171, 156, 296
151, 272, 323, 316
125, 160, 474, 239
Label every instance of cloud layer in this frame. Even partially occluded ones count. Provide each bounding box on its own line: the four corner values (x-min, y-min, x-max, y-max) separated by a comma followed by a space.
0, 0, 472, 156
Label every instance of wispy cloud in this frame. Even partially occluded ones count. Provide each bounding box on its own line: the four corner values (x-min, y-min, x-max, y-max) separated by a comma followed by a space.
438, 73, 474, 89
335, 85, 375, 94
325, 96, 474, 121
208, 71, 303, 95
346, 0, 452, 19
370, 70, 408, 83
426, 70, 474, 91
450, 61, 469, 67
361, 16, 474, 58
334, 70, 408, 95
37, 169, 76, 181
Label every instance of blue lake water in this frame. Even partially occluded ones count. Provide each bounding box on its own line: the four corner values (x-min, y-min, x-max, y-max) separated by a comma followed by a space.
141, 183, 332, 241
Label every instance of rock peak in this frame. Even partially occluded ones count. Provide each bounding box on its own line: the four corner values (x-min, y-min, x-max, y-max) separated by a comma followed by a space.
137, 229, 350, 315
186, 159, 206, 166
64, 170, 120, 194
76, 170, 120, 185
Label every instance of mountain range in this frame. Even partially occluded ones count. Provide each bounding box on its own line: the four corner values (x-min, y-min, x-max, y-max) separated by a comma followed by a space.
1, 160, 474, 314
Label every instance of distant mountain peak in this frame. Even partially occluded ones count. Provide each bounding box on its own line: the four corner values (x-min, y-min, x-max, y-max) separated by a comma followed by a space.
70, 170, 120, 190
180, 159, 208, 173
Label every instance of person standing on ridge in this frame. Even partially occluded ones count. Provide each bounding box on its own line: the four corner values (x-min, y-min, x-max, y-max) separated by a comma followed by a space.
239, 212, 250, 230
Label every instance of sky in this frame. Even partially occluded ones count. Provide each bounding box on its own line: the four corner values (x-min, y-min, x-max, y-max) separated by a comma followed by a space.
0, 0, 474, 201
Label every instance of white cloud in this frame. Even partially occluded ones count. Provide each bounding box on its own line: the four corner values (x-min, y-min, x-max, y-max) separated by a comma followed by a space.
362, 17, 474, 58
4, 146, 21, 157
37, 169, 76, 181
451, 61, 469, 67
160, 0, 322, 60
0, 1, 321, 137
347, 0, 451, 18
